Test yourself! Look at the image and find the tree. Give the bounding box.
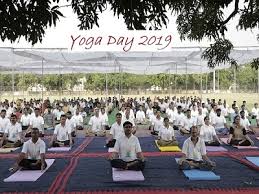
[1,0,259,68]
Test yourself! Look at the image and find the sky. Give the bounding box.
[1,1,259,51]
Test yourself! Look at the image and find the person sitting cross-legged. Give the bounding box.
[0,114,23,148]
[86,108,106,137]
[9,128,47,172]
[157,117,178,146]
[49,114,73,147]
[227,115,254,146]
[108,121,145,171]
[106,113,124,148]
[25,108,44,137]
[178,126,216,171]
[200,116,222,146]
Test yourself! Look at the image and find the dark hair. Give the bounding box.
[34,108,40,111]
[116,113,122,117]
[61,114,67,118]
[10,114,17,118]
[240,110,245,114]
[123,121,133,127]
[67,111,72,114]
[189,126,197,133]
[204,116,209,121]
[164,117,169,122]
[1,109,6,113]
[32,127,39,132]
[233,115,240,123]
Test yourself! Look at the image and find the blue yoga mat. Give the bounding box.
[183,169,220,180]
[246,157,259,166]
[175,158,220,181]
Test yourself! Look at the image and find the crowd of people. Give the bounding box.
[0,95,258,172]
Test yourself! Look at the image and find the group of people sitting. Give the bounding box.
[7,120,217,172]
[0,95,258,173]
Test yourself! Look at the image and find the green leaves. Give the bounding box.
[0,0,64,44]
[251,58,259,70]
[1,0,259,70]
[202,39,234,68]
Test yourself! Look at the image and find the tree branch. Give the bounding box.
[220,0,239,26]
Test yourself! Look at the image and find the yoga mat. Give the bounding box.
[220,138,258,149]
[233,145,258,149]
[183,169,221,180]
[175,158,220,181]
[0,147,20,153]
[220,137,229,145]
[155,140,181,152]
[48,147,71,152]
[206,146,227,152]
[139,136,159,152]
[112,168,144,181]
[108,148,115,152]
[4,159,55,182]
[246,157,259,166]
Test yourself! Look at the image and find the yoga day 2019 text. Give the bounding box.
[70,35,173,52]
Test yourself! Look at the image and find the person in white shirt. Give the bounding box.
[166,104,175,124]
[9,128,47,172]
[43,106,55,131]
[119,105,126,119]
[49,114,73,147]
[240,111,255,134]
[20,109,31,130]
[25,108,44,137]
[173,106,185,131]
[178,126,216,170]
[209,104,217,123]
[191,105,199,118]
[196,108,205,127]
[108,121,145,171]
[200,116,221,146]
[66,111,77,137]
[71,109,84,130]
[122,108,137,134]
[145,103,154,120]
[201,103,208,117]
[157,117,178,146]
[0,109,10,137]
[251,103,259,119]
[180,109,197,135]
[229,104,239,123]
[212,108,228,135]
[100,107,110,130]
[6,105,14,118]
[124,105,135,121]
[151,110,164,135]
[240,105,249,119]
[106,113,124,148]
[0,114,23,148]
[86,108,106,136]
[135,105,146,124]
[55,106,65,124]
